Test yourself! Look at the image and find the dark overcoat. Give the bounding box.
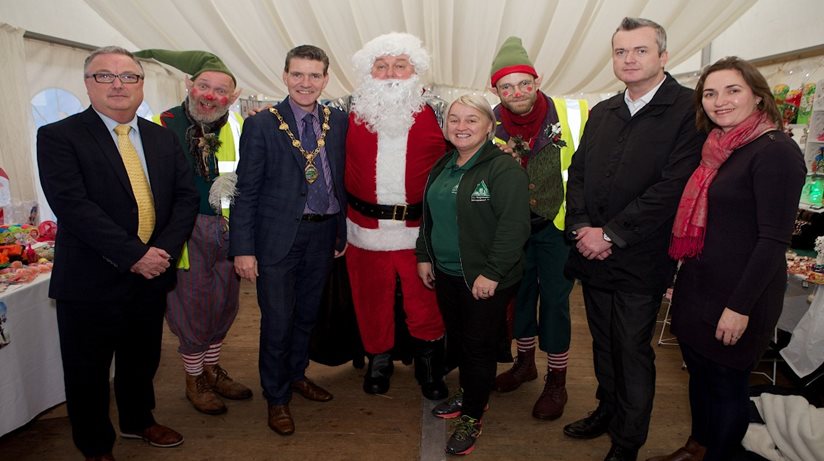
[565,74,704,294]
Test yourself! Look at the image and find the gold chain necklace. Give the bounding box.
[269,105,332,184]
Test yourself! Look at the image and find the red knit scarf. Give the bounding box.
[499,91,548,147]
[669,111,776,260]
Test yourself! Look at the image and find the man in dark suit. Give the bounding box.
[37,46,199,461]
[563,18,703,461]
[229,45,347,436]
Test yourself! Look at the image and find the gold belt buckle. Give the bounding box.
[392,204,408,221]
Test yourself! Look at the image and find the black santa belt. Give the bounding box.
[347,193,422,221]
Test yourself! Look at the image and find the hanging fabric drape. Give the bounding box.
[80,0,757,99]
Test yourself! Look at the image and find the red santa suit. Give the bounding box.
[345,104,447,354]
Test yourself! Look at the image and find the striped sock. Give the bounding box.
[182,351,206,376]
[547,351,569,372]
[515,337,536,353]
[204,342,222,367]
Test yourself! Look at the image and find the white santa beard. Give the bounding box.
[351,75,424,138]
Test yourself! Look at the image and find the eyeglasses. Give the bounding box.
[85,72,144,84]
[496,80,536,93]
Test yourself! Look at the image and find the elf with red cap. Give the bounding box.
[488,37,588,421]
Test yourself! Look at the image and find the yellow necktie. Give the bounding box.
[114,124,155,243]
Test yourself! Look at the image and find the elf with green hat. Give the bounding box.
[135,49,251,415]
[488,36,589,422]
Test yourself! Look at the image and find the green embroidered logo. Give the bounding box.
[470,180,491,202]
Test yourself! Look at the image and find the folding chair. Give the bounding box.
[752,327,780,385]
[657,288,678,346]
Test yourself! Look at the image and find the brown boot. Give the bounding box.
[532,368,568,420]
[185,373,227,415]
[646,436,706,461]
[204,364,253,400]
[494,347,537,392]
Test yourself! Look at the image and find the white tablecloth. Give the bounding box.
[779,276,814,333]
[781,282,824,379]
[0,273,64,437]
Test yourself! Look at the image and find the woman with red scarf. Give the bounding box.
[652,57,806,461]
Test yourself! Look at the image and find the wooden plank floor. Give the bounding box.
[1,281,776,460]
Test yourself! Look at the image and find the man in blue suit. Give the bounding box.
[229,45,347,436]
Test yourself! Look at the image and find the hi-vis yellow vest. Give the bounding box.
[495,97,588,230]
[151,110,243,269]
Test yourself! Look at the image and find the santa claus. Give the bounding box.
[345,32,448,400]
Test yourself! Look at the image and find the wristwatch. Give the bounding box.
[602,231,612,243]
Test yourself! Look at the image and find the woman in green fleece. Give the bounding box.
[416,94,530,456]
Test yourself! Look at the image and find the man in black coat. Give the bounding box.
[37,47,199,460]
[563,18,704,461]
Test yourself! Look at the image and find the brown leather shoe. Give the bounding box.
[532,368,568,420]
[646,436,706,461]
[495,347,537,392]
[120,423,184,448]
[291,378,333,402]
[268,404,295,435]
[85,454,115,461]
[203,364,253,400]
[186,373,227,415]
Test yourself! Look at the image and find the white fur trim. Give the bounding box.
[375,132,408,205]
[347,219,419,251]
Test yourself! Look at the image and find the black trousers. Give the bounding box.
[680,342,752,461]
[435,269,517,419]
[56,289,166,457]
[257,218,336,405]
[581,283,662,450]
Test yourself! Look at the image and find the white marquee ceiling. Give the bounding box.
[28,0,758,98]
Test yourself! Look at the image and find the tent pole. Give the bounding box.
[23,31,96,52]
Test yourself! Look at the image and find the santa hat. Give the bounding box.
[352,32,430,80]
[134,49,236,85]
[490,36,538,87]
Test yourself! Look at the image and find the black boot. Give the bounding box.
[563,401,611,439]
[363,352,393,394]
[413,338,449,400]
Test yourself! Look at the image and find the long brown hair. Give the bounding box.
[694,56,781,132]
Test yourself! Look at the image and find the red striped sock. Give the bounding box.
[182,351,206,376]
[515,337,536,353]
[547,351,569,372]
[204,342,222,367]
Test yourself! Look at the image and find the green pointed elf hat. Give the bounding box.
[489,36,537,87]
[134,49,236,85]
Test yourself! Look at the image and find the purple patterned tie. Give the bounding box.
[303,113,328,213]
